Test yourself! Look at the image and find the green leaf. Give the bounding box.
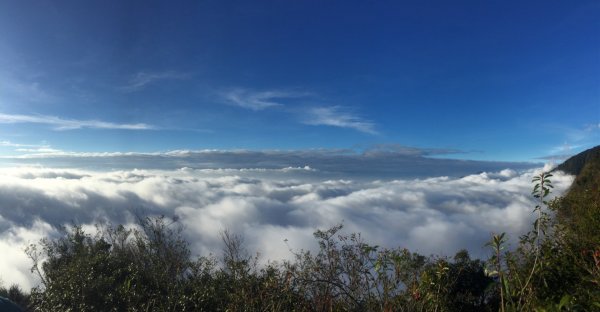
[374,260,382,273]
[558,294,571,309]
[501,275,511,297]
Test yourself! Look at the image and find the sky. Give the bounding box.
[0,1,597,288]
[0,0,597,161]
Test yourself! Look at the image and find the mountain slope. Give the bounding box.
[554,145,600,177]
[535,146,600,307]
[554,145,600,240]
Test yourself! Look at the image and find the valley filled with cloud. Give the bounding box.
[0,153,573,289]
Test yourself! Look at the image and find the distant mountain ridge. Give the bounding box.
[553,145,600,198]
[554,145,600,176]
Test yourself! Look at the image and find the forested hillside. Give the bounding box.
[555,145,600,176]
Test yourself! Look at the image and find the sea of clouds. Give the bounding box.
[0,150,573,289]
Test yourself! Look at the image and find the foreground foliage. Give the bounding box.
[17,217,496,312]
[484,153,600,311]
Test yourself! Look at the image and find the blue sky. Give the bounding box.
[0,0,598,162]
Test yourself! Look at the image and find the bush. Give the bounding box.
[0,283,30,311]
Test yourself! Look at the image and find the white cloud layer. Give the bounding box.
[0,113,154,131]
[0,165,573,289]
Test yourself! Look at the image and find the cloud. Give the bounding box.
[222,89,308,110]
[219,89,377,135]
[545,123,600,158]
[0,73,56,103]
[536,154,572,161]
[0,218,55,289]
[0,165,573,289]
[121,71,190,92]
[2,147,539,179]
[0,141,47,149]
[363,144,464,157]
[0,113,154,131]
[304,106,377,134]
[584,123,600,132]
[14,147,63,153]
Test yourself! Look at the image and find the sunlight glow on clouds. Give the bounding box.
[0,165,573,288]
[0,218,55,289]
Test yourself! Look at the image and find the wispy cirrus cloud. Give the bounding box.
[304,106,377,134]
[14,147,63,154]
[0,71,56,104]
[0,140,46,148]
[222,88,309,110]
[121,71,190,92]
[0,113,154,131]
[220,88,378,135]
[584,123,600,132]
[542,123,600,160]
[0,140,61,154]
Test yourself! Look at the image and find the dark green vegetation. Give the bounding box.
[1,146,599,311]
[0,285,29,311]
[554,145,600,176]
